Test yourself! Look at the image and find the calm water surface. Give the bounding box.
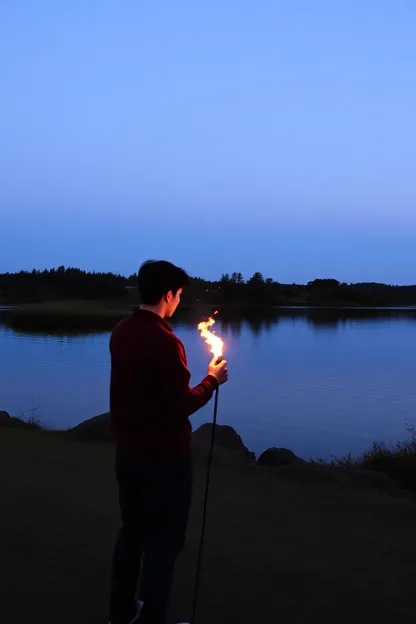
[1,308,415,459]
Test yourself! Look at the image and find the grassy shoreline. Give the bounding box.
[321,428,416,492]
[3,410,416,493]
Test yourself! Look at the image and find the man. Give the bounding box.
[109,260,228,624]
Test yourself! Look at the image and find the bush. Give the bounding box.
[334,427,416,491]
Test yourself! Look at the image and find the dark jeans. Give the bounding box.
[110,453,193,624]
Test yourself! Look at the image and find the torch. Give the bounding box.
[192,313,224,623]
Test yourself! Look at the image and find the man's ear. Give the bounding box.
[165,291,173,303]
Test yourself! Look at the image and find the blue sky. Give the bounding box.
[1,1,415,284]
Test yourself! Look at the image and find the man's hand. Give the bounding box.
[208,357,228,386]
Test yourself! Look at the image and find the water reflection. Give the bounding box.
[1,305,416,338]
[175,306,416,334]
[216,319,242,337]
[0,326,110,339]
[302,307,416,330]
[218,316,280,337]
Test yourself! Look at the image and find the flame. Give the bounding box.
[198,315,224,360]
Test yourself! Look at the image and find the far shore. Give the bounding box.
[2,298,416,311]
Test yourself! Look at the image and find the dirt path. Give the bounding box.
[1,429,416,624]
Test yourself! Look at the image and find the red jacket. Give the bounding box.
[110,309,217,459]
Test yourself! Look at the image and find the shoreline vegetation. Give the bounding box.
[1,410,415,493]
[1,266,416,308]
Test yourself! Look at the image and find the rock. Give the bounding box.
[67,417,255,462]
[193,423,249,452]
[0,410,40,429]
[0,411,11,425]
[192,424,255,463]
[68,412,112,441]
[257,447,306,467]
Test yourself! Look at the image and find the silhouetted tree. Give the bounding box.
[231,272,244,284]
[1,267,416,307]
[248,272,264,283]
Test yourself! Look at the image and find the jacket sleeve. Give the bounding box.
[159,336,218,419]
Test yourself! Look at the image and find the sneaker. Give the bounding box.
[109,600,144,624]
[129,601,144,624]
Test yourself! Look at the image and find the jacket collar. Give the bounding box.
[134,307,173,332]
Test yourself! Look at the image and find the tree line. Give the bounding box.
[0,267,127,302]
[1,267,416,307]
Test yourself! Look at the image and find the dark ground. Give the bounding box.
[1,429,416,624]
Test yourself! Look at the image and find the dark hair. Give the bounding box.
[138,260,190,304]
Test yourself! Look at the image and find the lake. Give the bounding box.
[1,307,415,460]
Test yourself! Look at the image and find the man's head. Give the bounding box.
[138,260,190,317]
